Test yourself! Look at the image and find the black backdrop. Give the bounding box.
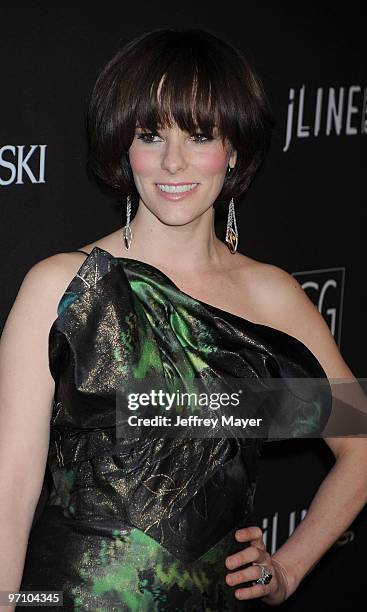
[1,3,366,611]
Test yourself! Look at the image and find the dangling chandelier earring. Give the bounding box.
[123,194,133,250]
[225,166,238,253]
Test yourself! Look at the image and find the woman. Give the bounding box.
[1,28,366,611]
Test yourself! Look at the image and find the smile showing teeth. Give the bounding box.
[156,183,198,193]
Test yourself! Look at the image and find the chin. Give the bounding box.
[154,207,201,227]
[141,192,211,225]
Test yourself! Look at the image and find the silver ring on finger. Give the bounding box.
[252,563,273,585]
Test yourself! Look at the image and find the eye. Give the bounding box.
[191,132,213,143]
[136,131,161,143]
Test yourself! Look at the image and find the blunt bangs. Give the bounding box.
[135,72,222,142]
[86,28,275,207]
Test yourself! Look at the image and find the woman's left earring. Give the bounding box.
[225,198,238,253]
[123,194,133,250]
[225,167,238,253]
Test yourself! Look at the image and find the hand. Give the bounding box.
[225,526,295,605]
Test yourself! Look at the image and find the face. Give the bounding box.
[127,123,237,225]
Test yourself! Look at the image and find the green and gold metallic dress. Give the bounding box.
[20,246,331,611]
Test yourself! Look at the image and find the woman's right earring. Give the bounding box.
[123,194,133,250]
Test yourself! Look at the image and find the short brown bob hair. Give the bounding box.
[86,28,274,207]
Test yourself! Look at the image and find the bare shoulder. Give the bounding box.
[24,250,89,295]
[238,257,321,334]
[12,251,90,326]
[241,259,354,379]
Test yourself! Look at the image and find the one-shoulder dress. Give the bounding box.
[20,246,332,611]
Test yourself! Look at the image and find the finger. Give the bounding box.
[235,526,263,544]
[225,545,260,570]
[234,582,272,601]
[226,562,267,587]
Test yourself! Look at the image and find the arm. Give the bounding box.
[225,265,367,604]
[0,253,85,611]
[260,267,367,597]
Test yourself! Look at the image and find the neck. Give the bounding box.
[116,202,230,275]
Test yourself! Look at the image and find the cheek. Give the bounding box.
[128,147,155,176]
[196,149,227,176]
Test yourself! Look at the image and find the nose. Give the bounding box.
[161,137,188,174]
